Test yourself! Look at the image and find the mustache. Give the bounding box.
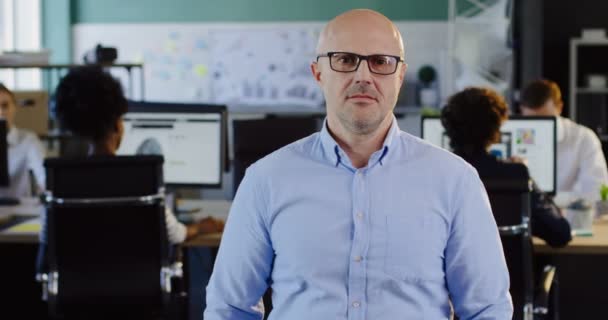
[346,84,378,99]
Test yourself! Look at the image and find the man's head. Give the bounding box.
[55,66,128,150]
[311,9,407,137]
[520,79,563,116]
[441,87,509,154]
[0,83,17,128]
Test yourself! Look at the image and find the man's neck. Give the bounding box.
[328,116,392,168]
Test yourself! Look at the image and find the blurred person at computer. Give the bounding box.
[520,79,608,205]
[0,83,45,198]
[49,66,223,242]
[441,86,571,247]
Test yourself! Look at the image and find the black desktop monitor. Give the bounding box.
[421,115,557,195]
[0,119,8,186]
[117,101,227,188]
[232,116,319,196]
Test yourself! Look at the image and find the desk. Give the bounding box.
[0,198,46,318]
[180,199,229,247]
[533,219,608,254]
[0,198,232,244]
[0,198,42,243]
[533,219,608,319]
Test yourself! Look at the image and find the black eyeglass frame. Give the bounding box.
[316,51,404,75]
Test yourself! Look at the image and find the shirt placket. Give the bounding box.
[348,168,369,320]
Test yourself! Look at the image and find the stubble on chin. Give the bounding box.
[338,107,385,136]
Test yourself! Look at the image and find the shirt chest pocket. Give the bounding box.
[384,213,446,283]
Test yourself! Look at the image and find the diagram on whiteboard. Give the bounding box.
[139,30,213,102]
[73,23,324,108]
[209,28,323,107]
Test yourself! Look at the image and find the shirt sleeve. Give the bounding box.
[530,182,572,248]
[573,129,608,202]
[204,165,274,320]
[165,205,187,244]
[445,169,513,320]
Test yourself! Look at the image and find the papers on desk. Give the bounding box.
[572,229,593,237]
[1,217,40,234]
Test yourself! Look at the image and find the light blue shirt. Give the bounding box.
[205,117,512,319]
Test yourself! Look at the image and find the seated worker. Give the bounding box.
[520,79,608,204]
[441,87,571,247]
[0,83,45,198]
[47,66,224,243]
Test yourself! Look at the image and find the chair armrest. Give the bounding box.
[533,265,556,315]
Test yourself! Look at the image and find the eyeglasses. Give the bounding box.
[316,52,404,75]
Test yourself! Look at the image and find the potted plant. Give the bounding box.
[417,65,438,108]
[596,184,608,218]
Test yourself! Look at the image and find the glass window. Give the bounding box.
[0,0,42,89]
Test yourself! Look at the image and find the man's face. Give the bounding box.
[521,99,562,117]
[311,14,406,136]
[0,91,16,128]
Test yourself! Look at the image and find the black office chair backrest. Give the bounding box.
[232,116,318,195]
[482,175,534,320]
[44,155,169,317]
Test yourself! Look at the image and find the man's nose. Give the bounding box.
[354,60,373,84]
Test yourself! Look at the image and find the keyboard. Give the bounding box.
[0,197,21,206]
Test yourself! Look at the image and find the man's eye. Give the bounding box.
[372,56,390,65]
[336,55,357,64]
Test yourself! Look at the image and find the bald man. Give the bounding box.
[204,9,512,319]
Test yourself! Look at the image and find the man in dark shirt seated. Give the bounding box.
[440,87,572,247]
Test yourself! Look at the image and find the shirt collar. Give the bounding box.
[319,115,400,168]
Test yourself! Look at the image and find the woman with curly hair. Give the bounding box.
[50,66,223,243]
[441,87,571,248]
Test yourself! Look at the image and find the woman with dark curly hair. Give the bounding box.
[49,66,223,243]
[441,87,571,248]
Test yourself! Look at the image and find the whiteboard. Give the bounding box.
[73,22,448,108]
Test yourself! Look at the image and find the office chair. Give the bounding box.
[232,116,319,196]
[482,175,558,320]
[36,155,183,319]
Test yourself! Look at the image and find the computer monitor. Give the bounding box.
[117,101,227,188]
[232,116,319,197]
[0,119,8,187]
[421,116,557,194]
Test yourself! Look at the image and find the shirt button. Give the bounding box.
[352,301,361,308]
[356,212,363,219]
[354,255,362,262]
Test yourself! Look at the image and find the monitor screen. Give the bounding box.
[421,116,557,194]
[117,101,227,188]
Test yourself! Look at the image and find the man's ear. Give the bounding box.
[311,62,321,82]
[398,63,408,85]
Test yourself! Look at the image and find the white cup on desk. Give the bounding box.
[565,206,594,234]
